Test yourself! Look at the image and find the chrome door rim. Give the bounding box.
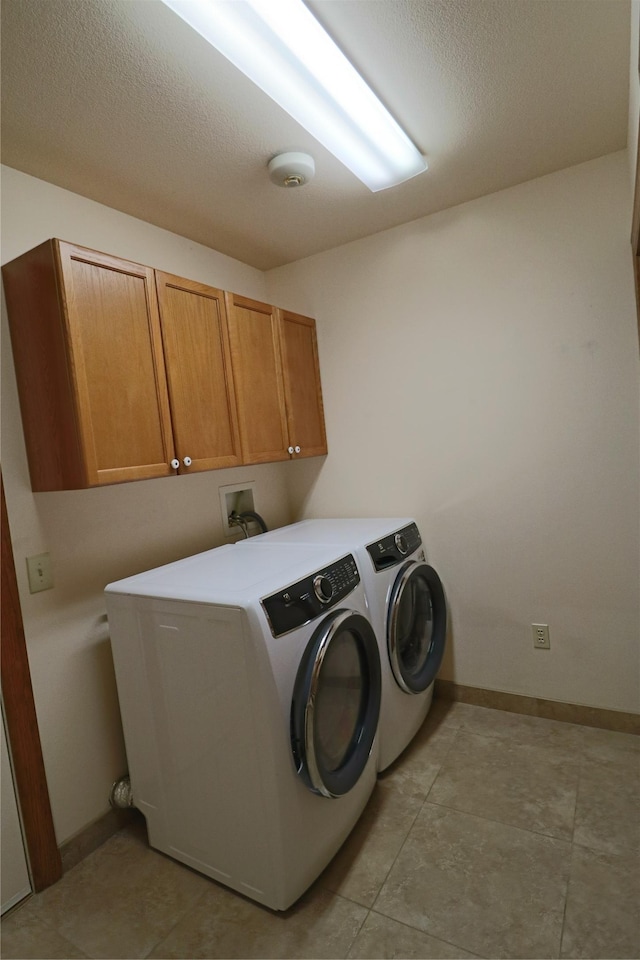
[387,561,446,694]
[303,610,351,797]
[291,608,381,798]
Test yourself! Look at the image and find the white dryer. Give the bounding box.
[105,541,381,911]
[244,519,446,771]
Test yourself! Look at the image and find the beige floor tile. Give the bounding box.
[430,699,481,729]
[579,725,640,772]
[573,761,640,857]
[561,844,640,959]
[428,730,580,839]
[374,802,571,959]
[378,706,459,801]
[26,825,210,959]
[319,784,423,908]
[456,705,586,753]
[147,883,367,959]
[0,907,89,959]
[347,911,480,959]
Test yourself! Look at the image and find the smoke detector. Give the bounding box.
[268,152,315,188]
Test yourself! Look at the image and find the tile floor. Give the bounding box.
[2,700,639,960]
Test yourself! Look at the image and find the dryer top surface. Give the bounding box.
[104,541,356,605]
[247,518,417,547]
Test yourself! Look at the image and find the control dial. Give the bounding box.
[313,574,334,604]
[395,533,408,555]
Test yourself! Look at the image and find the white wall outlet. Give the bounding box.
[26,552,54,593]
[532,623,550,649]
[219,482,256,538]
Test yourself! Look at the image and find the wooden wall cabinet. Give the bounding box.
[2,240,241,491]
[226,293,327,465]
[3,240,326,491]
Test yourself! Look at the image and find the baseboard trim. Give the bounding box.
[434,680,640,735]
[60,807,139,874]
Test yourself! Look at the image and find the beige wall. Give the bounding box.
[2,150,639,848]
[1,167,295,844]
[266,151,640,715]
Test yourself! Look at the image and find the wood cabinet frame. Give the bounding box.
[632,129,640,349]
[1,475,62,893]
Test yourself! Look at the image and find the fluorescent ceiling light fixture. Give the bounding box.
[161,0,427,192]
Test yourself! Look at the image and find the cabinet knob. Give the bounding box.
[288,446,294,455]
[294,445,301,454]
[170,459,180,470]
[183,456,192,467]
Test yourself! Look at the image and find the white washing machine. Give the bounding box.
[105,541,381,911]
[243,519,446,771]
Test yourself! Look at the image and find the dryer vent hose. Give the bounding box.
[109,775,134,809]
[229,510,269,538]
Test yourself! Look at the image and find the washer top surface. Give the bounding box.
[248,518,415,547]
[105,541,356,605]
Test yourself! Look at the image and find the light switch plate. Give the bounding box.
[26,553,54,593]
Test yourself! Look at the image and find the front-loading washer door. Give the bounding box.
[290,609,381,798]
[387,562,446,694]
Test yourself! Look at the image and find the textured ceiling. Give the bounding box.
[0,0,631,270]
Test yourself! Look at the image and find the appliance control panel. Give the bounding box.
[261,554,360,637]
[366,523,422,571]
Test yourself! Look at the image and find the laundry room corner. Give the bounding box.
[265,150,640,719]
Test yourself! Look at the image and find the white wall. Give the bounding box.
[1,166,296,844]
[266,151,640,715]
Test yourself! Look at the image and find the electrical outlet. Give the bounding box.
[26,552,54,593]
[532,623,550,649]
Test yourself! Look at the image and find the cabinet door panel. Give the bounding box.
[279,310,327,458]
[58,243,175,485]
[156,273,241,472]
[226,293,288,464]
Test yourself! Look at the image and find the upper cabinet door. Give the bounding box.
[56,242,176,486]
[225,293,289,464]
[155,273,241,473]
[278,310,327,459]
[2,239,176,490]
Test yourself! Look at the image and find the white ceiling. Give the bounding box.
[1,0,631,270]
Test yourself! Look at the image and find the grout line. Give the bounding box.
[421,796,575,846]
[12,907,94,960]
[367,907,488,959]
[423,723,463,803]
[141,884,212,960]
[557,842,576,960]
[367,750,453,914]
[334,893,370,960]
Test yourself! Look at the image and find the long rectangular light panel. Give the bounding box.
[161,0,427,192]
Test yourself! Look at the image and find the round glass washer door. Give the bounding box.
[290,609,381,798]
[387,562,446,694]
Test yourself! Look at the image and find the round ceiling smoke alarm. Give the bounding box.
[268,152,315,187]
